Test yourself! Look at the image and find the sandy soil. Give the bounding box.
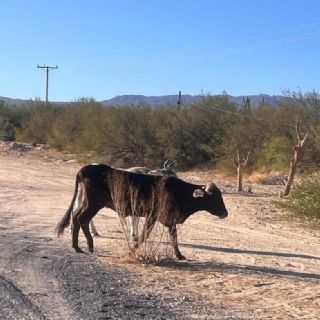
[0,142,319,319]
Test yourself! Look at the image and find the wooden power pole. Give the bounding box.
[177,91,182,111]
[37,64,58,103]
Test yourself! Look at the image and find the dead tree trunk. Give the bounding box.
[282,121,308,197]
[234,150,250,192]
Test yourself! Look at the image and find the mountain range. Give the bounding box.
[1,94,289,108]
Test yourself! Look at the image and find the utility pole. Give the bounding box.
[37,64,58,103]
[177,90,182,111]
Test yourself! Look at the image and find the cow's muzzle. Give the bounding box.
[219,210,228,219]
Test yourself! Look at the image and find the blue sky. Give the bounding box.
[1,0,320,101]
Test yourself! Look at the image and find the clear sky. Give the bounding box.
[1,0,320,102]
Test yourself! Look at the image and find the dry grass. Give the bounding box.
[108,173,173,264]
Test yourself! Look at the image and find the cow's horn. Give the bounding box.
[205,183,216,195]
[163,159,176,170]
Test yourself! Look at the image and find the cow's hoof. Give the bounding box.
[89,247,94,253]
[74,247,85,253]
[176,254,186,260]
[92,232,100,237]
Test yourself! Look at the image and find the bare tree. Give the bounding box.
[234,150,250,192]
[281,121,308,197]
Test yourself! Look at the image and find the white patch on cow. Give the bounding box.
[89,220,99,236]
[129,216,139,242]
[193,189,205,198]
[72,185,81,218]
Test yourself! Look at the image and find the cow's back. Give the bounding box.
[111,168,160,197]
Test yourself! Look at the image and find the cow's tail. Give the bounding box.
[55,172,80,237]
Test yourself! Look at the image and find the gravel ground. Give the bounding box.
[0,230,244,320]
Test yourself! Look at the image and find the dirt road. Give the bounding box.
[0,142,319,319]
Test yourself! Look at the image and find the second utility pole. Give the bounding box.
[37,64,58,103]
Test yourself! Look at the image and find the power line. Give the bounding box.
[37,64,58,103]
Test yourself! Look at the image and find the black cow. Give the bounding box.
[81,160,177,239]
[56,164,228,260]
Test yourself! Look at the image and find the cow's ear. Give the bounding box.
[193,189,205,198]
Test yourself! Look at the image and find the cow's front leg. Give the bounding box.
[168,224,186,260]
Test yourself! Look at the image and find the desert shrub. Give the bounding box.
[187,95,237,165]
[256,137,292,171]
[4,92,320,173]
[276,174,320,224]
[0,117,15,141]
[15,103,59,144]
[108,173,171,263]
[49,100,105,153]
[150,108,199,168]
[97,105,156,166]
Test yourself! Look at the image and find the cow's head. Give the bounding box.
[193,183,228,219]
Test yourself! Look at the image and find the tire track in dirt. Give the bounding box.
[0,233,80,320]
[0,275,44,320]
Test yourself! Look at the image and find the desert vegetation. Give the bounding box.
[109,172,171,263]
[275,173,320,223]
[1,91,320,224]
[1,93,320,170]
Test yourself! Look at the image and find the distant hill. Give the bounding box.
[100,94,200,107]
[0,96,30,106]
[1,94,290,108]
[227,94,290,107]
[100,94,289,107]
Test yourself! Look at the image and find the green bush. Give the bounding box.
[15,103,59,144]
[150,108,198,168]
[256,137,292,171]
[97,105,156,166]
[49,100,105,153]
[0,117,15,141]
[276,175,320,224]
[2,92,320,172]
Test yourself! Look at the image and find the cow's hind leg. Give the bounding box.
[81,223,94,253]
[168,224,186,260]
[78,205,101,253]
[72,215,84,253]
